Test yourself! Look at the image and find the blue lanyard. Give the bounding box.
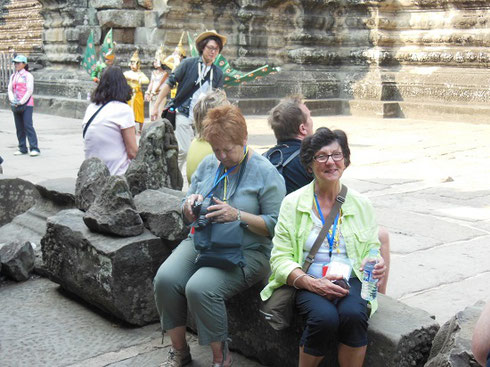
[204,146,247,199]
[314,193,340,259]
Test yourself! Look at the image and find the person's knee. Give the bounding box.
[153,265,179,295]
[185,280,215,306]
[308,308,339,335]
[339,307,368,331]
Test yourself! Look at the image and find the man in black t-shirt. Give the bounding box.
[264,96,314,194]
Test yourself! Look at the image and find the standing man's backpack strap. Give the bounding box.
[263,144,300,174]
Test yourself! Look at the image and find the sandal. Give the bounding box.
[211,339,233,367]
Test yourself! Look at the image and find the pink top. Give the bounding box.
[8,69,34,106]
[82,101,136,176]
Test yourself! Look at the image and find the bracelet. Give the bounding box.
[292,273,311,289]
[236,208,241,221]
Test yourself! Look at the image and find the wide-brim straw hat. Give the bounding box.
[195,30,227,48]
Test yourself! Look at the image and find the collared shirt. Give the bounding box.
[260,181,381,315]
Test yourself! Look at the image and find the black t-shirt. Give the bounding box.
[264,139,312,195]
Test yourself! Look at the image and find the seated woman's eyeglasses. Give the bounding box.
[313,152,343,163]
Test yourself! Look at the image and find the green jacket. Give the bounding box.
[260,181,381,315]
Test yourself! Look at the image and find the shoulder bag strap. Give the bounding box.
[83,102,108,138]
[302,185,348,272]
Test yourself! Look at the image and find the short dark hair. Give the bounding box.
[300,127,351,170]
[197,36,223,55]
[268,95,306,141]
[91,66,132,105]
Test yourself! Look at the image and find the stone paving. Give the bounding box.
[1,108,489,366]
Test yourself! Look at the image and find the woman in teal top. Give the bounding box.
[154,105,285,367]
[261,127,386,367]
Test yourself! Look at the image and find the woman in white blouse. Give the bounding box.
[82,66,138,175]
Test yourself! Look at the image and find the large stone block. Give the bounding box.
[41,209,171,325]
[226,287,439,367]
[424,302,483,367]
[97,10,145,28]
[0,178,40,226]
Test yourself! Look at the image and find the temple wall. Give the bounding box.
[1,0,490,120]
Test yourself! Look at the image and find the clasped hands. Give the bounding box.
[183,195,238,224]
[309,256,386,300]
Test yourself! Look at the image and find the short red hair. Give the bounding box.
[202,105,248,146]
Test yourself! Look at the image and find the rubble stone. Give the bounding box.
[83,176,144,237]
[75,157,110,212]
[0,241,35,281]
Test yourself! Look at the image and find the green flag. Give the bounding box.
[100,28,114,60]
[81,30,97,75]
[187,32,280,87]
[187,31,199,58]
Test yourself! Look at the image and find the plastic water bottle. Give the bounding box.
[361,248,379,301]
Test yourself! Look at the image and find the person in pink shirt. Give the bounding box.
[8,55,40,156]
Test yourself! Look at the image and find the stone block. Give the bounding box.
[36,178,76,207]
[97,9,145,28]
[113,28,135,44]
[83,176,144,237]
[64,28,80,42]
[75,158,110,212]
[43,28,66,43]
[41,209,171,325]
[425,302,483,367]
[226,288,439,367]
[0,178,40,226]
[89,0,124,9]
[144,10,159,28]
[137,0,152,10]
[0,241,35,281]
[134,189,189,241]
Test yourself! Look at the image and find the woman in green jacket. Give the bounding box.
[261,127,386,367]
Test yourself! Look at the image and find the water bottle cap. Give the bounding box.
[369,248,379,257]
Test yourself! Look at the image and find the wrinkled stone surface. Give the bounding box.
[425,302,483,367]
[226,289,439,367]
[83,176,144,237]
[75,157,110,211]
[41,209,171,326]
[134,189,188,241]
[0,178,40,226]
[125,119,182,196]
[0,241,35,281]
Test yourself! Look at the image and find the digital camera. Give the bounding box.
[192,197,214,230]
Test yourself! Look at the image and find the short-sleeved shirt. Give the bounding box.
[264,139,312,194]
[82,101,136,175]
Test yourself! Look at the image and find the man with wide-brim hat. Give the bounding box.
[151,30,227,170]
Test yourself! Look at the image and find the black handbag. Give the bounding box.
[11,101,28,113]
[192,153,249,270]
[161,105,176,129]
[259,185,348,331]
